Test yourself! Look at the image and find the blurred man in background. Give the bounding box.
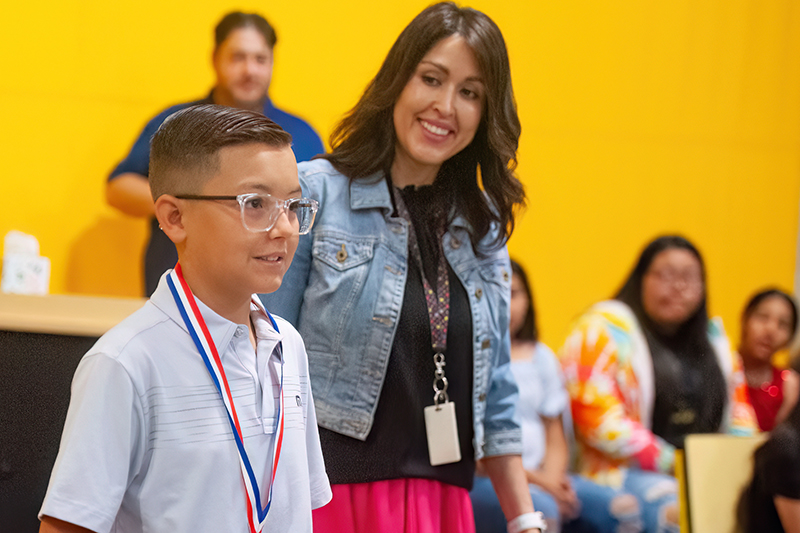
[106,11,324,296]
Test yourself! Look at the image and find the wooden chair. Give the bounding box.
[676,433,767,533]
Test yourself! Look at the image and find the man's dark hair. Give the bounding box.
[215,12,277,51]
[149,104,292,200]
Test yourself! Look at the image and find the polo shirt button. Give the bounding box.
[478,393,486,402]
[475,288,483,300]
[234,326,246,337]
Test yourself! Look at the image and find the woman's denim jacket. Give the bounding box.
[261,159,522,460]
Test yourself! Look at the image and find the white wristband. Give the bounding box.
[507,511,547,533]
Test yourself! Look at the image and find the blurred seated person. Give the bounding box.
[739,394,800,532]
[470,260,642,533]
[559,236,758,533]
[738,289,799,432]
[106,11,324,296]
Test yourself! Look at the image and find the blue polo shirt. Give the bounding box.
[109,92,325,296]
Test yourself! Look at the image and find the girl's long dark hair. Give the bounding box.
[742,288,799,341]
[615,235,726,443]
[615,235,710,354]
[323,2,524,251]
[510,259,538,343]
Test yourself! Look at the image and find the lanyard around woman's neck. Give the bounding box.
[392,186,456,407]
[392,186,450,351]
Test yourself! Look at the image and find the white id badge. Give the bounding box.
[424,401,462,466]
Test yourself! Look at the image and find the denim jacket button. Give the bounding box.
[391,225,404,234]
[475,288,483,300]
[478,393,486,402]
[502,269,509,282]
[336,244,348,263]
[450,237,461,249]
[481,339,491,349]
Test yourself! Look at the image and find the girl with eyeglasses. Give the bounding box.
[559,235,758,532]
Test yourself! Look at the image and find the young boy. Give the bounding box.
[39,104,331,533]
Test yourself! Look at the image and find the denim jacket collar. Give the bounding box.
[349,173,393,212]
[349,172,471,232]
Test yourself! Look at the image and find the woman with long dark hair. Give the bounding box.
[738,289,799,431]
[560,235,757,532]
[263,3,542,532]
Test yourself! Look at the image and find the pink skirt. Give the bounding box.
[312,478,476,533]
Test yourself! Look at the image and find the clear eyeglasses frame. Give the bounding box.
[175,193,319,235]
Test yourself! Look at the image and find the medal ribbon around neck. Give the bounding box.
[167,263,284,533]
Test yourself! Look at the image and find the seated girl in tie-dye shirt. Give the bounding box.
[560,235,757,533]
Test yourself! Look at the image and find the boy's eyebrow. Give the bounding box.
[244,183,303,196]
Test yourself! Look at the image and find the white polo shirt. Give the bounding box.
[40,275,331,533]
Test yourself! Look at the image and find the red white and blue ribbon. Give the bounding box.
[167,263,284,533]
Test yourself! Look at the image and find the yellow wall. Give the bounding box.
[1,0,798,349]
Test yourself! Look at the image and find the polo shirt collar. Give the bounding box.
[250,297,284,362]
[149,271,245,361]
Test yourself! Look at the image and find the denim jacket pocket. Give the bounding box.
[305,231,378,396]
[309,232,376,321]
[477,257,511,294]
[478,258,511,319]
[472,255,511,393]
[313,232,375,271]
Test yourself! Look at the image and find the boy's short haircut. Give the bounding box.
[149,104,293,200]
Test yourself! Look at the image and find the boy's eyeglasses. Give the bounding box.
[175,193,318,235]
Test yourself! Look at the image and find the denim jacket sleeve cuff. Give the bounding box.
[482,427,523,457]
